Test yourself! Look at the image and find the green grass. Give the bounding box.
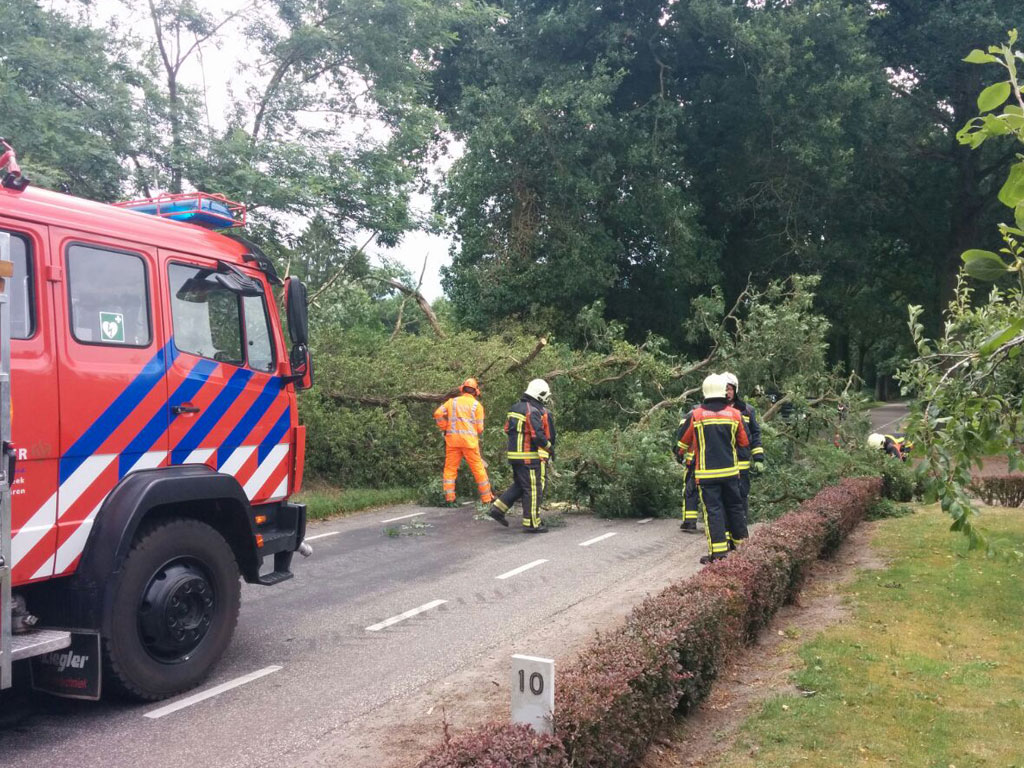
[293,485,417,521]
[717,505,1024,768]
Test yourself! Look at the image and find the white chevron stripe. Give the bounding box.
[270,476,288,500]
[184,448,215,465]
[29,553,55,581]
[11,492,57,568]
[125,450,168,475]
[244,444,289,500]
[220,446,255,478]
[41,452,170,578]
[50,500,104,576]
[58,454,117,517]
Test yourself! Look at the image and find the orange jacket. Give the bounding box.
[434,393,485,449]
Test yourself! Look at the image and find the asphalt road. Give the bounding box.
[0,503,709,768]
[869,402,909,433]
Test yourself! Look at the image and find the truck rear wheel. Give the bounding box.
[103,518,241,701]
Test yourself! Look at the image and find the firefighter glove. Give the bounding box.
[537,447,551,462]
[752,461,766,475]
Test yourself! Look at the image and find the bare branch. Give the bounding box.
[329,390,456,407]
[365,274,445,339]
[761,394,792,422]
[392,254,429,340]
[506,337,548,374]
[639,385,701,426]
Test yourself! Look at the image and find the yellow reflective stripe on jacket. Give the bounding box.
[737,460,751,470]
[751,447,764,456]
[507,451,540,460]
[695,466,740,479]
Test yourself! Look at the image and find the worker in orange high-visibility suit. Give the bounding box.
[433,378,493,507]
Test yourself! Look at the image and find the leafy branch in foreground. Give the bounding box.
[901,29,1024,548]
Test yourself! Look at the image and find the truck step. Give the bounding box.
[11,629,72,661]
[256,569,293,586]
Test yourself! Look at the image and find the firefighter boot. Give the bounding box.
[699,553,728,565]
[488,506,509,527]
[680,521,699,533]
[523,522,549,534]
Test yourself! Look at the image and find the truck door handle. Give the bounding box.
[171,404,201,415]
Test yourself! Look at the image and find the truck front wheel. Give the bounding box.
[103,518,241,701]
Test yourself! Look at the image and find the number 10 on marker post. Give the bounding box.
[510,654,555,735]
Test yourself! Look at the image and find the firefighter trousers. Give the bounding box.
[682,465,700,523]
[738,468,750,521]
[698,477,747,557]
[493,462,546,528]
[442,445,493,503]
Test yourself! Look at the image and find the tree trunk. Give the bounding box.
[943,69,986,307]
[169,76,182,194]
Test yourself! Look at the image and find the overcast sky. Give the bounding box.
[58,0,454,300]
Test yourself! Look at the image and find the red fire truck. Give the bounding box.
[0,140,313,701]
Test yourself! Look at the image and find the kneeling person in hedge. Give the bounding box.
[674,373,750,564]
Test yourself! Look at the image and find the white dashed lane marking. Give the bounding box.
[144,666,282,719]
[365,599,447,632]
[304,531,341,542]
[380,512,425,524]
[579,532,618,547]
[495,559,548,580]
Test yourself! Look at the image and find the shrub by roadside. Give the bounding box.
[415,477,882,768]
[416,723,566,768]
[969,475,1024,507]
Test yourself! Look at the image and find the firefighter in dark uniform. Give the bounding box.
[488,379,556,533]
[679,423,701,533]
[723,372,764,531]
[674,374,750,563]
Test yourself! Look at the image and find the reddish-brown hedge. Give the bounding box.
[416,477,882,768]
[970,475,1024,507]
[416,722,567,768]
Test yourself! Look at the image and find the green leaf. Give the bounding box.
[978,318,1024,354]
[961,249,1011,281]
[998,163,1024,208]
[978,81,1012,112]
[963,49,998,64]
[1017,202,1024,230]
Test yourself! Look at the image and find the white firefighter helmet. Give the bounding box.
[525,378,551,403]
[702,373,728,400]
[867,433,886,450]
[722,371,739,394]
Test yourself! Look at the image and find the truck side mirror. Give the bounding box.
[284,277,312,390]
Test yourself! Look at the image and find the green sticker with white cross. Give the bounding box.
[99,311,125,343]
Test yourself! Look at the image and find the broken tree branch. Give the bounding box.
[366,273,445,339]
[329,390,456,407]
[640,385,701,426]
[392,254,430,340]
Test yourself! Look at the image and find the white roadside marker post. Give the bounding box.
[511,654,555,735]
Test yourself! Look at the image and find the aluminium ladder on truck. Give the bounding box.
[0,232,70,691]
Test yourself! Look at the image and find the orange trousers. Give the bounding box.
[442,445,493,503]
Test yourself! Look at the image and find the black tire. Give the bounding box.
[103,518,241,701]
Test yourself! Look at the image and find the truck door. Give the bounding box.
[0,222,60,585]
[161,252,292,503]
[48,228,168,578]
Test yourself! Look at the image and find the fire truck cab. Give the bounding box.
[0,143,312,701]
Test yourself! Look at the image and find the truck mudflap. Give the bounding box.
[30,630,101,701]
